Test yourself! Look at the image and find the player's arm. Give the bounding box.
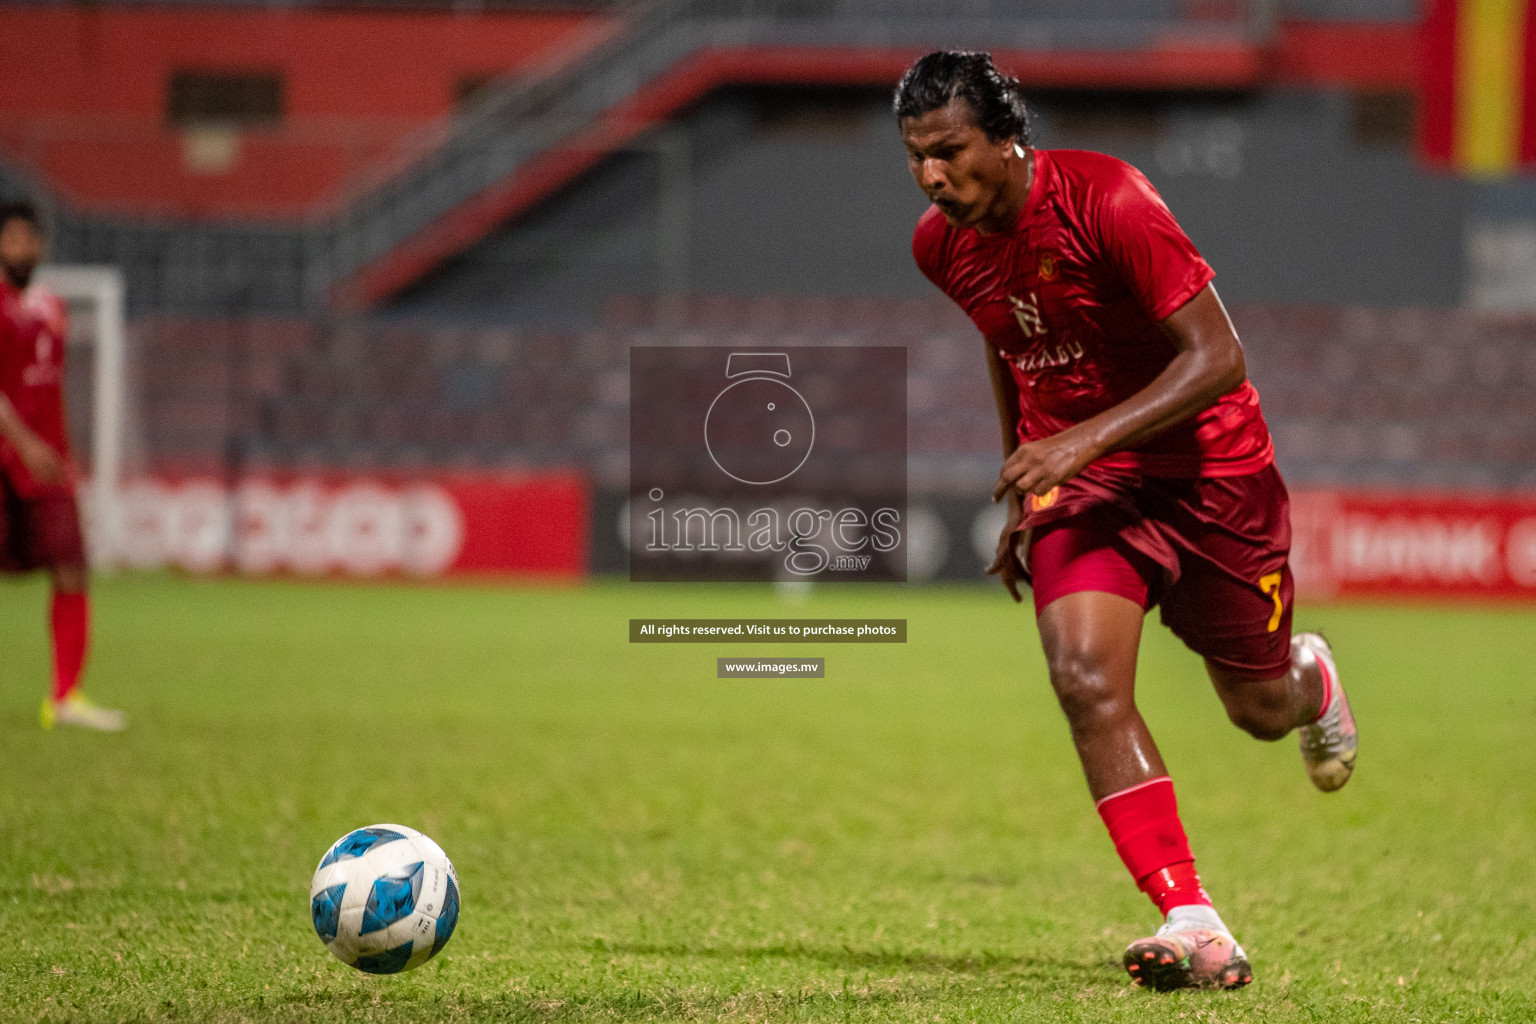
[984,340,1023,456]
[983,340,1029,601]
[992,283,1244,500]
[0,392,67,486]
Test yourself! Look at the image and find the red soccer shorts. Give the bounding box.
[1024,465,1294,681]
[0,469,86,572]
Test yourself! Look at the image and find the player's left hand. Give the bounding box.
[16,434,68,488]
[992,429,1099,502]
[985,490,1026,603]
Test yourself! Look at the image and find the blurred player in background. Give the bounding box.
[895,52,1355,991]
[0,200,124,731]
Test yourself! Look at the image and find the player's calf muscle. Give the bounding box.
[1209,660,1319,741]
[1219,688,1295,741]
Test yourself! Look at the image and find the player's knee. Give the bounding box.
[51,561,88,594]
[1046,645,1130,729]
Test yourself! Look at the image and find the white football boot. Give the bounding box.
[1293,632,1356,792]
[1123,905,1252,991]
[41,692,127,732]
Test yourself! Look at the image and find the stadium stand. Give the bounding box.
[15,0,1530,580]
[0,5,615,217]
[121,300,1536,497]
[2,1,1420,313]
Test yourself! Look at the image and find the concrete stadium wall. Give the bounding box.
[0,6,610,217]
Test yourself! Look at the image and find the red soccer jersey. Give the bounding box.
[914,148,1273,478]
[0,279,72,496]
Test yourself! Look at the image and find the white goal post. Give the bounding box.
[32,264,126,570]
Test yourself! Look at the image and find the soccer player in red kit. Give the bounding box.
[895,53,1356,990]
[0,201,125,731]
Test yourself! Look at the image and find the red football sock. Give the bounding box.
[50,591,89,702]
[1096,776,1212,915]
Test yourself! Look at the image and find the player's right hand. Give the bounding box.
[986,490,1025,603]
[18,435,67,487]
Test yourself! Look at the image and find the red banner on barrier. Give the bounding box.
[1291,490,1536,599]
[93,473,587,579]
[90,478,1536,596]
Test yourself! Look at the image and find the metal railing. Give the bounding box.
[21,0,1279,313]
[326,0,1276,297]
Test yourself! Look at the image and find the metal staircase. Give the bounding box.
[20,0,1276,314]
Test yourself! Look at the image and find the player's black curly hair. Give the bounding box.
[0,198,42,234]
[893,51,1031,147]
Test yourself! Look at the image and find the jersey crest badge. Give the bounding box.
[1038,253,1058,281]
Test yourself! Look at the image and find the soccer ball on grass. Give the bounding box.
[309,823,460,974]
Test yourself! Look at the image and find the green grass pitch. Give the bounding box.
[3,574,1535,1022]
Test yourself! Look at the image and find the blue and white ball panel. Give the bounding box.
[433,873,460,955]
[309,824,459,974]
[317,825,412,869]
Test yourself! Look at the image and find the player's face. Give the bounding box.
[0,217,42,288]
[900,99,1016,230]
